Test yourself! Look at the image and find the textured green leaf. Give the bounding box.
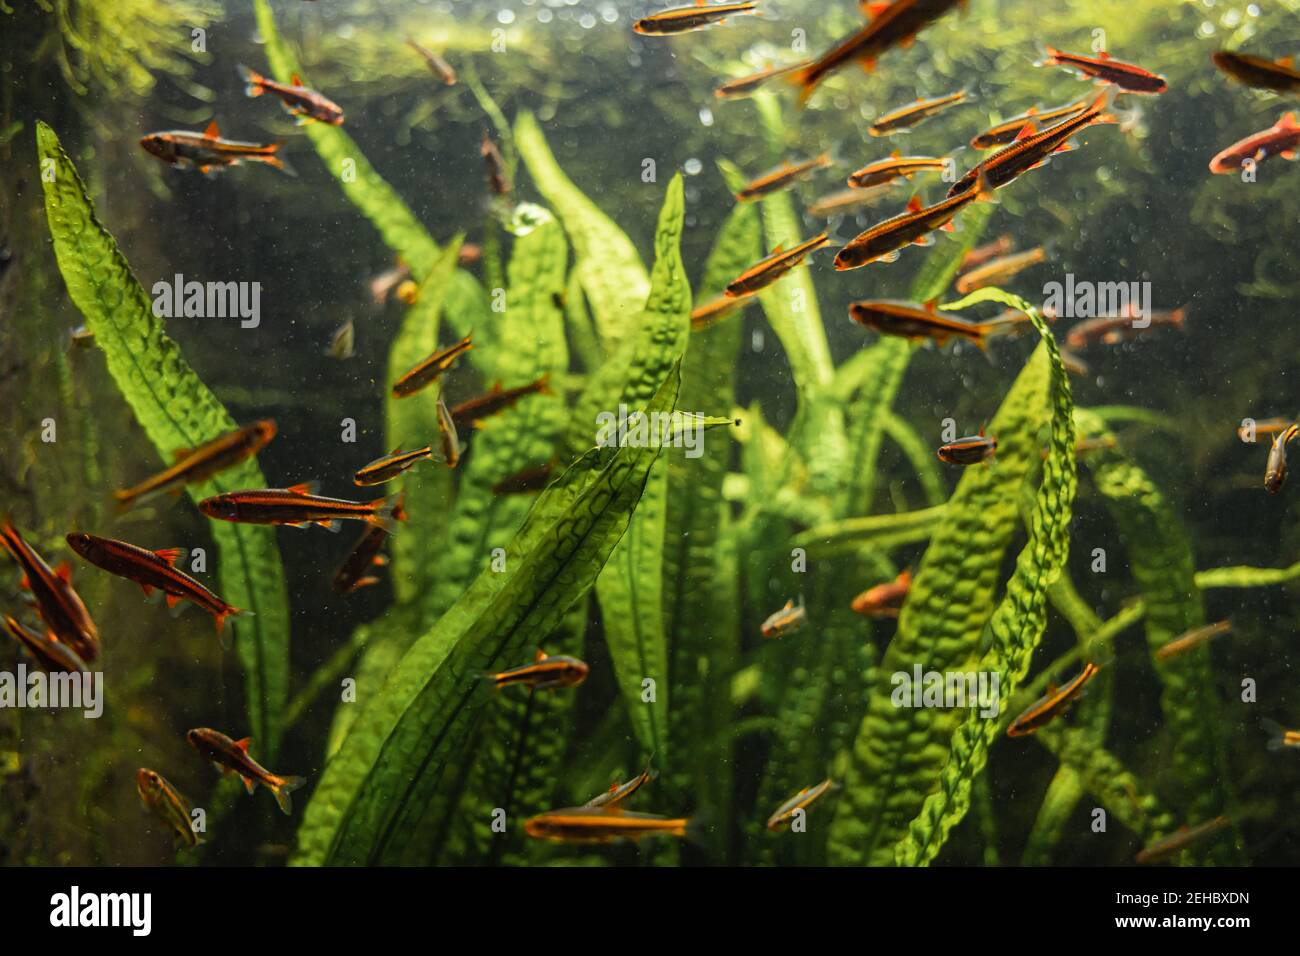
[589,175,691,762]
[891,287,1077,867]
[292,364,686,865]
[827,289,1065,865]
[514,110,649,346]
[36,121,291,757]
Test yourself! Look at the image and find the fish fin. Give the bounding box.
[164,593,184,610]
[858,57,877,75]
[1014,123,1037,141]
[170,446,193,462]
[940,221,957,232]
[535,648,548,661]
[863,1,890,17]
[153,547,184,567]
[140,583,154,597]
[905,194,923,213]
[214,605,252,636]
[370,492,408,534]
[202,120,220,139]
[1262,718,1288,751]
[236,64,263,97]
[285,480,321,495]
[54,561,72,584]
[317,520,343,533]
[351,576,381,591]
[913,235,935,246]
[234,737,252,753]
[1280,56,1295,69]
[291,73,305,87]
[241,774,256,795]
[372,554,389,567]
[1282,149,1298,161]
[273,776,307,815]
[880,250,902,263]
[1052,141,1077,154]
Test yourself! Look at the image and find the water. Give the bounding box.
[0,0,1297,868]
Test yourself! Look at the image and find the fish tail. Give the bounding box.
[1169,306,1189,330]
[272,775,307,815]
[258,143,297,177]
[370,492,407,534]
[1262,718,1288,751]
[237,64,265,97]
[214,604,254,636]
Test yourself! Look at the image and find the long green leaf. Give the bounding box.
[36,121,291,757]
[292,364,687,865]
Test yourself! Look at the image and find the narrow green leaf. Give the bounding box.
[36,121,291,757]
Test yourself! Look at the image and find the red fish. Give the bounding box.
[1,521,99,662]
[1038,47,1167,94]
[238,65,344,125]
[187,728,306,814]
[139,122,287,176]
[1209,112,1300,174]
[198,482,406,533]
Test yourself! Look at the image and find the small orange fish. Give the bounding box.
[65,532,247,634]
[954,246,1046,294]
[1007,662,1100,736]
[869,89,972,136]
[1065,307,1186,349]
[1209,111,1300,174]
[391,335,474,398]
[1264,718,1300,751]
[761,597,806,639]
[3,614,88,674]
[715,61,810,100]
[726,234,829,297]
[437,397,462,469]
[139,121,287,176]
[1135,816,1231,865]
[524,806,693,843]
[1265,423,1300,495]
[113,420,277,509]
[137,769,204,848]
[1039,47,1167,94]
[1213,51,1300,94]
[1237,417,1291,443]
[735,155,832,202]
[1155,620,1231,662]
[937,431,997,465]
[482,130,511,196]
[585,767,658,808]
[238,65,344,124]
[633,1,759,36]
[766,778,837,831]
[848,298,1028,349]
[690,293,755,329]
[186,728,306,815]
[806,183,899,217]
[491,649,589,691]
[850,569,911,618]
[353,447,437,486]
[835,176,996,270]
[1,521,99,662]
[406,38,457,85]
[846,151,951,189]
[970,99,1092,150]
[449,375,552,430]
[332,526,391,596]
[957,234,1014,273]
[198,482,406,533]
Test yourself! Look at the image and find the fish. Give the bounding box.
[1263,718,1300,751]
[325,319,355,360]
[3,614,88,674]
[1038,47,1168,94]
[761,597,806,639]
[197,482,407,533]
[954,246,1046,294]
[1265,423,1299,495]
[113,420,278,510]
[848,298,1028,348]
[715,61,810,100]
[395,280,419,305]
[585,767,658,808]
[353,446,437,486]
[846,151,951,189]
[482,129,511,196]
[136,769,204,847]
[1059,349,1090,377]
[491,649,589,691]
[970,98,1092,149]
[1,521,99,662]
[632,1,759,37]
[766,778,837,830]
[835,174,996,270]
[186,728,306,815]
[850,568,912,618]
[806,183,900,217]
[869,89,972,136]
[458,244,483,266]
[946,88,1116,199]
[735,155,833,202]
[332,525,392,596]
[436,397,462,469]
[406,38,457,85]
[1237,417,1291,442]
[1209,111,1300,174]
[1006,661,1101,736]
[937,431,997,465]
[1155,620,1232,662]
[1064,307,1186,349]
[449,374,552,430]
[139,121,287,175]
[725,233,830,297]
[690,292,755,329]
[238,65,344,125]
[524,805,692,843]
[957,234,1014,272]
[492,462,556,495]
[1212,51,1300,94]
[1040,435,1117,459]
[1135,816,1231,865]
[391,335,474,398]
[786,0,965,104]
[369,260,411,305]
[65,532,247,634]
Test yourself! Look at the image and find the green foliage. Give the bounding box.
[36,121,291,757]
[292,364,690,865]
